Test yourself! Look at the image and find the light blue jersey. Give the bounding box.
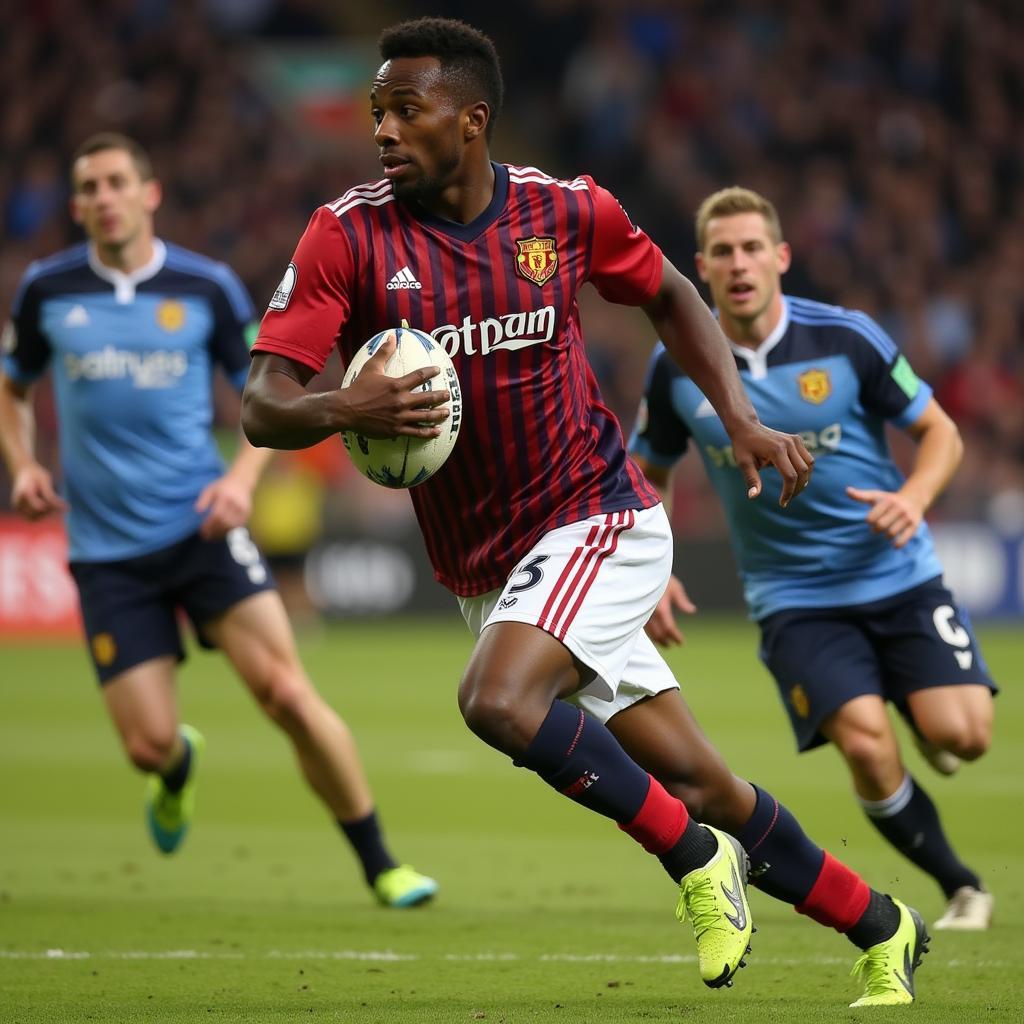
[630,296,942,619]
[3,241,257,561]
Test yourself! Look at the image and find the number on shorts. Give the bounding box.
[227,527,268,585]
[932,604,969,647]
[509,555,549,594]
[932,604,973,670]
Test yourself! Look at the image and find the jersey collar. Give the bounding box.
[88,239,167,304]
[405,162,509,242]
[728,296,790,380]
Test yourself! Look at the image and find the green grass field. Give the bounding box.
[1,617,1021,1022]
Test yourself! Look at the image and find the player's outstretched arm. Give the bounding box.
[194,434,273,540]
[0,374,67,520]
[847,398,963,548]
[242,337,450,450]
[642,258,814,507]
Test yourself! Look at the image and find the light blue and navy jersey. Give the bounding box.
[3,240,257,561]
[629,295,943,619]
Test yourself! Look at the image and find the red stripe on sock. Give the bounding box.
[796,850,871,932]
[618,775,689,854]
[564,709,586,757]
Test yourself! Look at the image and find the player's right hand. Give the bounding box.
[11,464,67,520]
[644,574,697,647]
[730,421,814,507]
[340,332,451,439]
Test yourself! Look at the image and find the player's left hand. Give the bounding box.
[730,422,814,507]
[195,475,253,539]
[846,486,923,548]
[644,574,697,647]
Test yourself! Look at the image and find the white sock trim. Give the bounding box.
[859,772,914,818]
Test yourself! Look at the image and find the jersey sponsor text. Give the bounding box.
[63,346,188,388]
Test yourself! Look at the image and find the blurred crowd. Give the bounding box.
[2,0,1022,544]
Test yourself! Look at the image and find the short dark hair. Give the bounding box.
[379,17,503,140]
[71,133,154,186]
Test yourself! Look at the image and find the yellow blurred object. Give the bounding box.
[250,462,324,557]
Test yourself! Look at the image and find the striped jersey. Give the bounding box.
[630,295,942,619]
[3,240,257,561]
[253,162,661,596]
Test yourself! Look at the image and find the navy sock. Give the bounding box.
[519,701,716,879]
[518,700,652,821]
[160,734,192,794]
[860,773,980,898]
[738,784,899,945]
[339,810,397,887]
[736,783,829,906]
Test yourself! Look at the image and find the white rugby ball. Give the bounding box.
[340,326,462,488]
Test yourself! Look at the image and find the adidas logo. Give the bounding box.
[386,266,422,290]
[63,304,90,327]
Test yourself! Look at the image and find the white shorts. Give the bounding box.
[458,504,680,724]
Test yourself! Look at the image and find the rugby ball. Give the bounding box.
[340,326,462,488]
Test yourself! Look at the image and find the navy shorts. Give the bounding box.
[757,576,997,752]
[69,528,275,684]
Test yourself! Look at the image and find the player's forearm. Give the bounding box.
[901,416,964,512]
[227,432,274,490]
[646,272,758,435]
[0,379,38,476]
[241,369,346,450]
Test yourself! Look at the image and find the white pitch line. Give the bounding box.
[0,949,1011,968]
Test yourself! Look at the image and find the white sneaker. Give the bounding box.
[912,733,961,776]
[933,886,993,930]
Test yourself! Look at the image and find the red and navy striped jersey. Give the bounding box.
[253,162,661,596]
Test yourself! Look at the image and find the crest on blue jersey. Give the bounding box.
[156,300,186,332]
[797,368,831,404]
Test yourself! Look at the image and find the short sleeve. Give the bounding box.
[586,183,664,306]
[1,273,50,385]
[251,207,354,374]
[847,313,933,427]
[206,263,258,392]
[628,345,692,467]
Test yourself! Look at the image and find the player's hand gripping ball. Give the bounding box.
[341,326,462,488]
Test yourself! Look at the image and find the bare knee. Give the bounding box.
[833,726,901,791]
[252,664,316,732]
[952,727,991,762]
[458,672,546,757]
[123,726,178,774]
[922,721,991,762]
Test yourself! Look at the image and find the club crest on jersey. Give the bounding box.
[797,368,831,404]
[515,236,557,286]
[156,300,185,332]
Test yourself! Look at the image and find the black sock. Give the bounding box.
[736,783,825,906]
[860,773,980,898]
[657,821,719,883]
[160,734,192,794]
[339,810,397,887]
[846,891,903,949]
